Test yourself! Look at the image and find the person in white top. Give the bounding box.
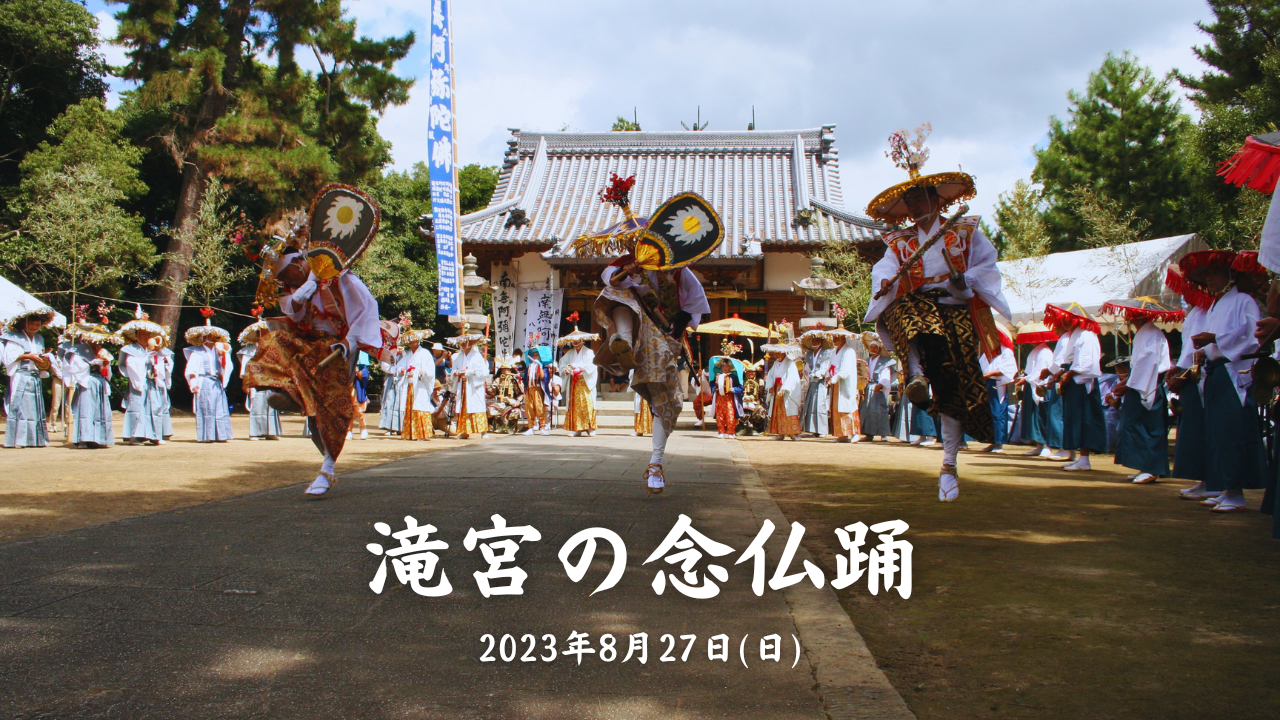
[118,309,171,445]
[863,144,1012,502]
[2,307,56,448]
[400,331,437,441]
[1104,299,1177,484]
[449,332,491,439]
[1184,251,1269,512]
[978,333,1018,453]
[62,323,118,449]
[1044,304,1106,471]
[1014,337,1055,456]
[763,345,803,440]
[1164,266,1214,499]
[828,329,860,442]
[557,326,599,437]
[377,345,403,434]
[184,324,234,442]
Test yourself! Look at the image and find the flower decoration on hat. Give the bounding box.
[866,122,976,225]
[73,304,89,323]
[720,338,743,357]
[566,311,580,324]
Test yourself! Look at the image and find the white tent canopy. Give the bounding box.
[0,275,66,329]
[998,234,1208,333]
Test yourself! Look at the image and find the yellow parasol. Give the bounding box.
[694,314,772,337]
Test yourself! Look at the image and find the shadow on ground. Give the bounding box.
[742,437,1280,720]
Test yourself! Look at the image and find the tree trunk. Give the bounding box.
[153,162,208,333]
[150,0,253,337]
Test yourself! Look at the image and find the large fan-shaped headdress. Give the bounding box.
[1100,297,1185,324]
[571,174,724,270]
[307,184,381,281]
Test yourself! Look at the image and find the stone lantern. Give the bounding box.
[449,254,494,331]
[792,256,842,332]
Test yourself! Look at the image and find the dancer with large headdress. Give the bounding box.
[243,185,394,497]
[584,174,719,493]
[447,325,490,439]
[863,125,1011,501]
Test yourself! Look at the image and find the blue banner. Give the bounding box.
[429,0,461,316]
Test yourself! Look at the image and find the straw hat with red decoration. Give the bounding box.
[1100,297,1185,325]
[1164,266,1215,311]
[1014,321,1059,345]
[1043,303,1101,335]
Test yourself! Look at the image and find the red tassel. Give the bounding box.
[1043,303,1101,335]
[1218,135,1280,193]
[1232,250,1267,276]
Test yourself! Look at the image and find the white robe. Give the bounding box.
[830,344,860,413]
[765,356,802,417]
[451,347,491,415]
[184,345,233,392]
[979,346,1018,401]
[408,347,437,412]
[1067,330,1102,392]
[1177,306,1208,370]
[1023,343,1053,404]
[1,330,47,379]
[1203,287,1261,403]
[558,346,599,399]
[601,265,710,330]
[864,217,1011,327]
[279,271,382,354]
[1129,322,1172,409]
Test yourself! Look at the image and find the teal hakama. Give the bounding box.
[1060,379,1106,453]
[1114,386,1169,476]
[1019,384,1044,445]
[909,400,936,437]
[1037,386,1064,448]
[1203,359,1268,492]
[1172,380,1207,481]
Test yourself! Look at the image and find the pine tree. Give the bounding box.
[1177,1,1280,106]
[1032,53,1191,250]
[109,0,415,334]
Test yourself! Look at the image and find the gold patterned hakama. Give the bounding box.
[635,397,653,435]
[455,390,488,435]
[401,384,433,440]
[564,374,598,432]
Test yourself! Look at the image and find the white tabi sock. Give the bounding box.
[906,342,923,378]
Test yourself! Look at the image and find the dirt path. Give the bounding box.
[0,414,469,543]
[741,435,1280,720]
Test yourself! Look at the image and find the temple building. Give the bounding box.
[458,126,885,356]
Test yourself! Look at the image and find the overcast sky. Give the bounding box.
[91,0,1215,221]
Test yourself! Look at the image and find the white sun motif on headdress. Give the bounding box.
[664,206,712,246]
[324,196,363,239]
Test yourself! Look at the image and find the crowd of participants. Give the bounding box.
[4,247,1279,537]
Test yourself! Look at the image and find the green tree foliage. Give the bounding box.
[109,0,415,331]
[813,245,874,331]
[19,99,147,204]
[458,163,499,214]
[611,115,641,131]
[362,163,437,324]
[1032,52,1190,250]
[1178,3,1280,249]
[0,0,108,222]
[1177,1,1280,105]
[6,165,154,314]
[172,182,255,312]
[994,179,1051,260]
